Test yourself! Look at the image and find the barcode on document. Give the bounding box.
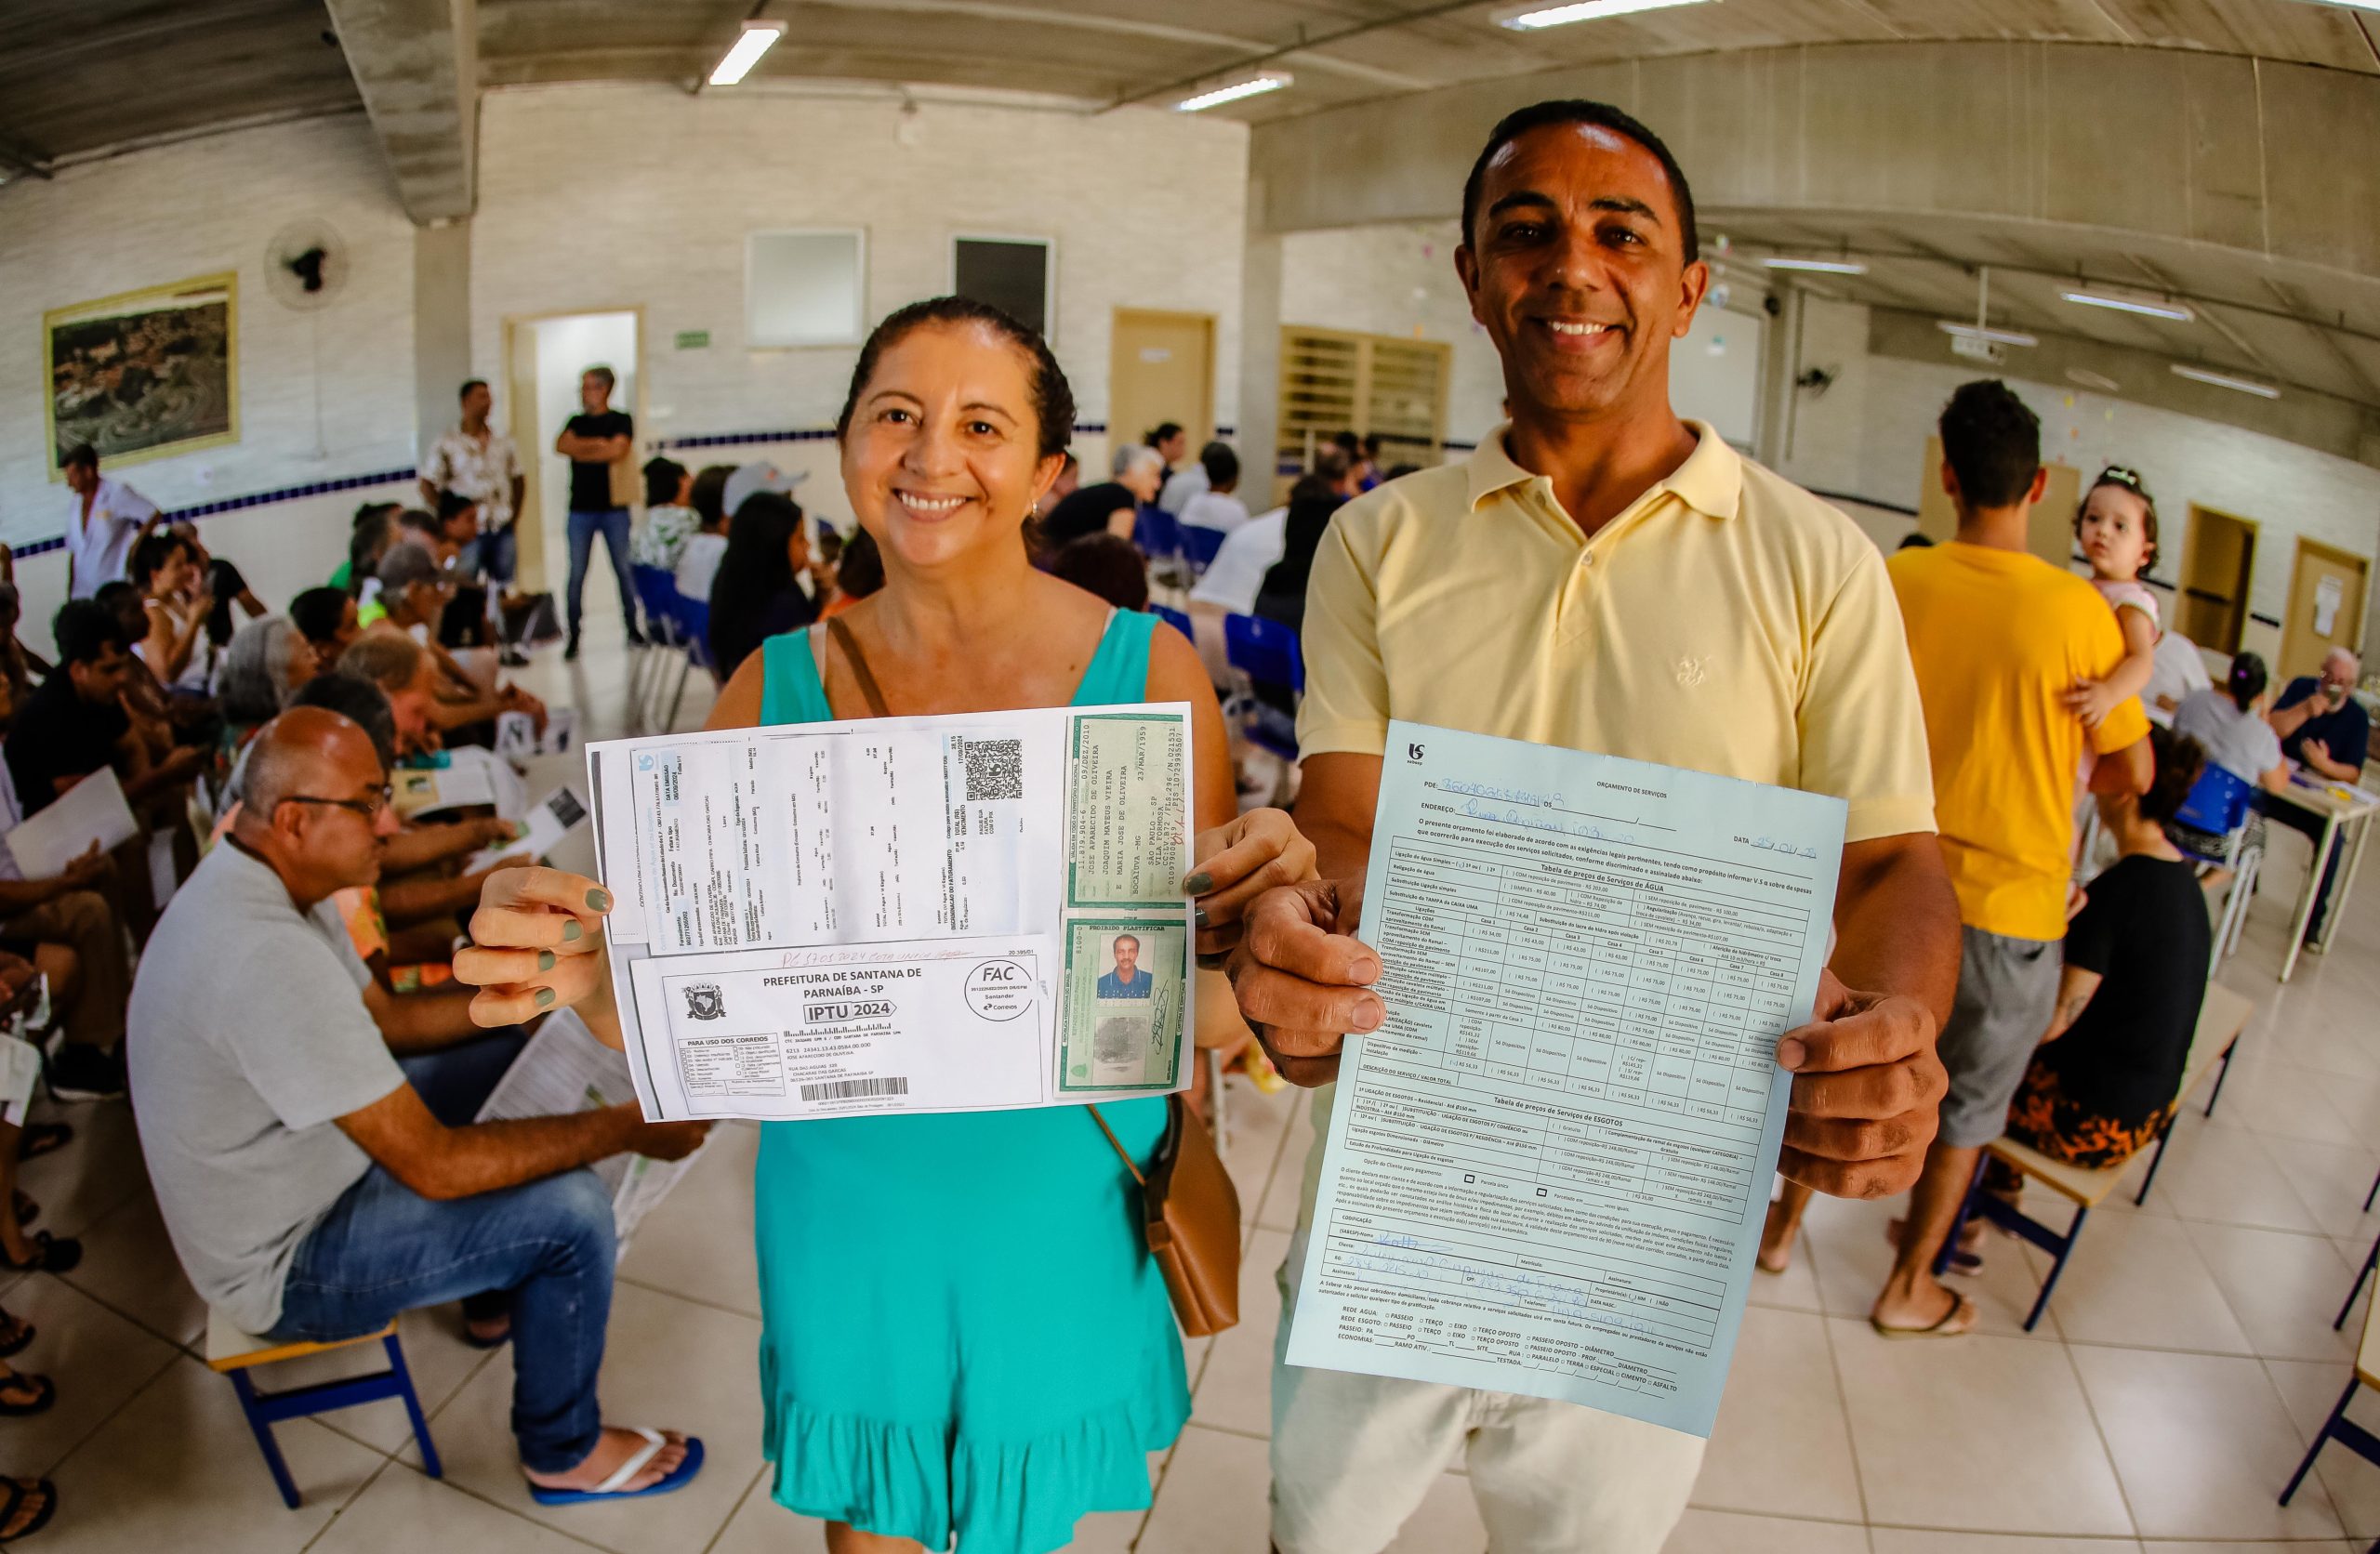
[960,739,1025,802]
[799,1076,911,1102]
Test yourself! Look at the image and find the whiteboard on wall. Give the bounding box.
[1670,306,1763,450]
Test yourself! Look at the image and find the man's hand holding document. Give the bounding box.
[508,702,1202,1122]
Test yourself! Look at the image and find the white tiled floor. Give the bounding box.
[13,622,2380,1553]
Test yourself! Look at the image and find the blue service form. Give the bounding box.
[1284,720,1847,1437]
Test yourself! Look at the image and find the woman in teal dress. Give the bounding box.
[463,296,1311,1553]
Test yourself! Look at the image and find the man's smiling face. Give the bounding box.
[1456,121,1707,424]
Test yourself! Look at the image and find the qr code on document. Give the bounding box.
[961,739,1025,802]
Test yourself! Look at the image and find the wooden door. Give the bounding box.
[1108,309,1213,459]
[2176,505,2258,654]
[1913,436,2080,565]
[2279,536,2370,682]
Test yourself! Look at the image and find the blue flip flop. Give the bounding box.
[527,1429,704,1506]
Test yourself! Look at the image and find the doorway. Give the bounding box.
[2278,536,2370,682]
[2176,505,2259,655]
[502,309,642,593]
[1109,309,1214,459]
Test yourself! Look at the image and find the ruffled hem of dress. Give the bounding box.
[760,1343,1189,1554]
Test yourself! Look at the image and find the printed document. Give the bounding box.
[4,768,136,878]
[475,1007,706,1254]
[1286,720,1846,1437]
[585,703,1194,1122]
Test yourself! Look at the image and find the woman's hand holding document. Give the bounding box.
[458,701,1299,1125]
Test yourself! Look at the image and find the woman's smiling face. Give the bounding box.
[840,320,1062,573]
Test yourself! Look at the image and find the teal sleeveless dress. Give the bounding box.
[751,610,1189,1554]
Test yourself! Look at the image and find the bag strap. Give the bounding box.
[825,614,892,718]
[1086,1104,1147,1187]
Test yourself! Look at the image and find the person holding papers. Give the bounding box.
[455,296,1315,1554]
[1220,100,1960,1554]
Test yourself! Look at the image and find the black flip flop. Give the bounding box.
[0,1234,78,1276]
[0,1316,32,1362]
[15,1126,68,1164]
[0,1374,53,1418]
[0,1477,58,1540]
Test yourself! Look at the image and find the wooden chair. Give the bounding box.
[2281,1276,2380,1551]
[205,1310,443,1508]
[1936,983,2254,1332]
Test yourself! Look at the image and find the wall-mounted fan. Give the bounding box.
[264,219,349,311]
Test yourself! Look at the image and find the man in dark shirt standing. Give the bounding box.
[553,365,642,661]
[2264,647,2369,946]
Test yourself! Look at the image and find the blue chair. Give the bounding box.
[1134,505,1184,583]
[2170,763,2264,970]
[207,1310,440,1508]
[1151,604,1193,639]
[628,565,686,722]
[1180,523,1228,574]
[663,595,714,731]
[1223,613,1304,761]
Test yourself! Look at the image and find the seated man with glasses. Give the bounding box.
[127,707,714,1503]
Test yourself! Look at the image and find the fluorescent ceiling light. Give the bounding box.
[1176,72,1291,112]
[1761,256,1867,275]
[2067,367,2121,392]
[2059,285,2195,323]
[708,21,786,86]
[1495,0,1712,27]
[2171,362,2281,399]
[1937,321,2038,348]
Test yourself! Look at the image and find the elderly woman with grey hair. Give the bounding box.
[217,615,319,728]
[1037,441,1165,553]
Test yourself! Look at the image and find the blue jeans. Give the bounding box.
[462,526,517,588]
[565,507,636,635]
[271,1033,617,1473]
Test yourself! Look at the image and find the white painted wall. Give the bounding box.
[1278,217,1766,454]
[0,114,418,645]
[1772,296,1872,498]
[469,86,1249,460]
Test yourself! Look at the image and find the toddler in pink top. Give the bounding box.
[2066,465,2162,729]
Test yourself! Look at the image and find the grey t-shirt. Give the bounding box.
[127,842,403,1334]
[2173,688,2284,787]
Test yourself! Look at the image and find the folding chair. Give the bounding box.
[2281,1284,2380,1550]
[629,565,684,723]
[2169,764,2264,972]
[1135,506,1186,587]
[1180,524,1227,577]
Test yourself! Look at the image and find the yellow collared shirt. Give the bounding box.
[1297,421,1937,847]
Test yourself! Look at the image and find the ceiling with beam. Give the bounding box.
[5,0,2379,419]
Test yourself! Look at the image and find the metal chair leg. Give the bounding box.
[665,652,696,731]
[383,1334,443,1479]
[2337,1232,2379,1331]
[2364,1166,2378,1214]
[231,1369,303,1509]
[2024,1205,2085,1332]
[2135,1118,2178,1206]
[2282,1377,2360,1505]
[2203,1040,2238,1119]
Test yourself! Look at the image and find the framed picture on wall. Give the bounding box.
[952,235,1054,340]
[42,270,240,479]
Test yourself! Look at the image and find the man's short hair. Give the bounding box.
[61,443,98,472]
[289,586,350,645]
[436,489,479,525]
[1313,446,1352,483]
[1938,380,2043,511]
[289,673,398,769]
[458,377,488,400]
[1198,441,1238,487]
[584,364,616,392]
[376,542,443,593]
[337,631,426,693]
[52,599,128,666]
[353,499,400,530]
[1112,933,1140,952]
[1460,99,1699,263]
[396,507,442,541]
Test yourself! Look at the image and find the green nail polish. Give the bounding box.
[562,920,583,942]
[587,889,611,911]
[538,951,556,972]
[1194,906,1210,928]
[536,988,556,1008]
[1183,873,1213,896]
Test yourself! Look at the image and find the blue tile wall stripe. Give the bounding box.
[8,467,418,561]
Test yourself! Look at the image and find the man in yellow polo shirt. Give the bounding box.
[1769,380,2150,1337]
[1222,99,1962,1554]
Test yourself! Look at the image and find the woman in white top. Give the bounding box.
[127,532,215,692]
[2173,652,2290,794]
